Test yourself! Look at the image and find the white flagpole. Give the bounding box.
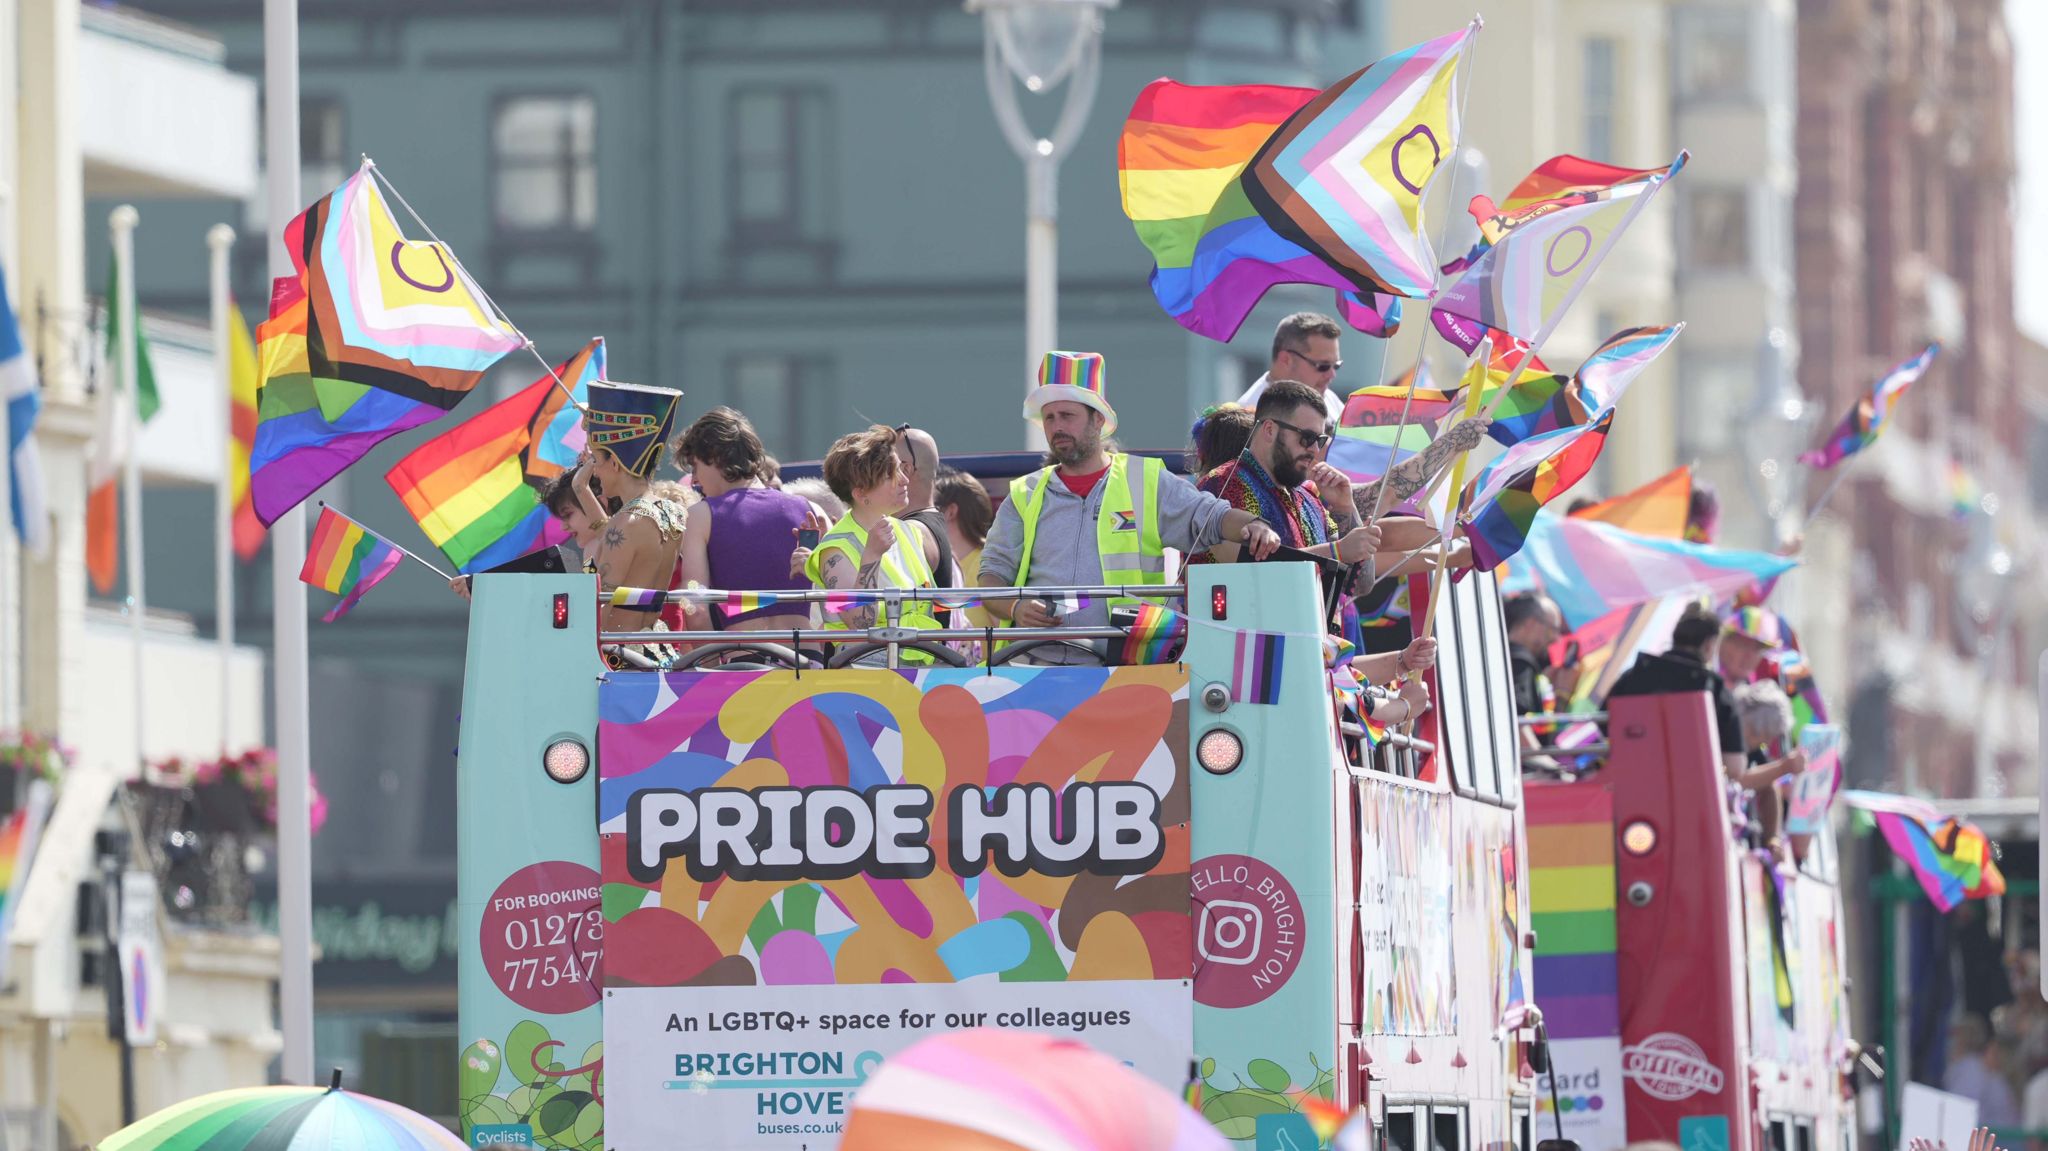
[264,0,314,1086]
[110,205,145,778]
[208,224,234,755]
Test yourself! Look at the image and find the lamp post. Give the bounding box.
[967,0,1115,449]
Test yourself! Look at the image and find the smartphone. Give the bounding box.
[1563,639,1581,669]
[797,528,821,549]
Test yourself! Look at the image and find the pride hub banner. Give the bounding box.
[596,666,1194,1150]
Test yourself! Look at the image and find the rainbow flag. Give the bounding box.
[1241,23,1477,300]
[1328,422,1432,483]
[298,505,405,622]
[1499,513,1800,629]
[1341,363,1462,429]
[1842,791,2005,912]
[1528,785,1621,1042]
[1120,602,1187,665]
[1798,343,1938,469]
[0,782,51,987]
[383,356,582,574]
[251,163,522,526]
[1568,464,1691,539]
[1947,458,1983,521]
[1435,153,1686,343]
[1230,630,1286,704]
[1119,80,1402,341]
[1460,412,1614,571]
[1485,324,1683,446]
[226,299,265,560]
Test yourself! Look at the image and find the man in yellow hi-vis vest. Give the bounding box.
[978,351,1280,664]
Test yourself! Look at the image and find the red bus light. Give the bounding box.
[1211,586,1228,620]
[552,593,569,629]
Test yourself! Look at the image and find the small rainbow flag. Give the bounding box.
[299,506,405,622]
[1229,630,1285,704]
[0,784,52,987]
[1120,602,1187,665]
[1799,343,1939,470]
[1527,785,1620,1043]
[1842,790,2005,912]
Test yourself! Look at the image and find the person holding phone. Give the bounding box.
[672,406,817,635]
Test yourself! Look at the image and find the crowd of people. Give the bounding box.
[499,313,1483,728]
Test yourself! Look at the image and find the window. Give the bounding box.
[1583,39,1617,161]
[1675,9,1751,98]
[1688,188,1750,270]
[301,98,347,198]
[1513,1105,1533,1151]
[726,355,836,462]
[1431,1106,1467,1151]
[1384,1106,1421,1151]
[491,94,597,233]
[728,86,833,243]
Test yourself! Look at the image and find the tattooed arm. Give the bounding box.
[820,520,896,631]
[1351,416,1493,520]
[589,514,664,634]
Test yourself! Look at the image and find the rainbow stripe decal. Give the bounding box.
[1527,785,1621,1041]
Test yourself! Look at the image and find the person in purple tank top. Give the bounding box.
[674,407,818,633]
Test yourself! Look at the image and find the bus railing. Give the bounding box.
[1514,712,1611,773]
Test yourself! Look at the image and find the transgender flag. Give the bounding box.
[1500,512,1799,629]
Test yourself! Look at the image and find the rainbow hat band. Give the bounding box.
[1723,605,1785,648]
[1024,350,1117,436]
[585,380,683,477]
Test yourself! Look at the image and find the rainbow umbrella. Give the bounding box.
[840,1029,1227,1151]
[100,1074,467,1151]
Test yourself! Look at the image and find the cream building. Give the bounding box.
[0,2,280,1146]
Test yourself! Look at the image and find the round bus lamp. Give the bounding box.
[542,737,591,785]
[1625,880,1654,907]
[1619,820,1658,856]
[1196,728,1244,775]
[1200,682,1230,713]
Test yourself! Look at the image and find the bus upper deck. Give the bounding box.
[452,557,1540,1151]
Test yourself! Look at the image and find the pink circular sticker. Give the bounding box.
[480,861,605,1015]
[1191,853,1305,1008]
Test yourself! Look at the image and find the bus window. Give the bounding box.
[1512,1104,1532,1151]
[1768,1117,1791,1151]
[1474,572,1520,804]
[1430,1105,1467,1151]
[1431,574,1476,788]
[1385,1106,1421,1151]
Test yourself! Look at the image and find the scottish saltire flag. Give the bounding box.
[1434,152,1687,343]
[1841,791,2004,912]
[252,162,523,526]
[1797,343,1939,469]
[1241,22,1477,299]
[0,264,46,555]
[1498,512,1799,629]
[1119,80,1401,341]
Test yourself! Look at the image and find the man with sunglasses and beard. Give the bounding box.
[1236,312,1347,425]
[1200,378,1378,569]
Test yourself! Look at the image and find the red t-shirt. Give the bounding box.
[1058,465,1110,499]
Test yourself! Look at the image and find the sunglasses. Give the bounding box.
[1282,347,1343,374]
[1269,416,1333,450]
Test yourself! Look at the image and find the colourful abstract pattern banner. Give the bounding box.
[597,666,1191,988]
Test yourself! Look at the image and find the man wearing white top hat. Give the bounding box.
[979,351,1280,665]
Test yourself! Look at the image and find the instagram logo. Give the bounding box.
[1198,901,1264,966]
[1191,853,1305,1008]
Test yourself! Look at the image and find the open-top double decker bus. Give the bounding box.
[1524,691,1857,1151]
[450,512,1540,1149]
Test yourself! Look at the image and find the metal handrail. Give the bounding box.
[599,583,1189,607]
[1515,711,1607,726]
[1340,722,1435,754]
[602,626,1130,645]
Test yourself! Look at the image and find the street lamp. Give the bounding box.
[967,0,1116,448]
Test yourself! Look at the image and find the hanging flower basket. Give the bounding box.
[145,748,328,837]
[0,730,72,816]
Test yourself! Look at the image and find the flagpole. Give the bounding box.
[209,224,235,755]
[265,0,314,1088]
[110,206,146,779]
[315,501,455,582]
[1802,465,1849,525]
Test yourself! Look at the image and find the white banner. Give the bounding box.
[118,870,164,1046]
[605,980,1192,1151]
[1536,1037,1627,1151]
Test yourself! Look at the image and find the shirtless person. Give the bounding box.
[579,381,688,662]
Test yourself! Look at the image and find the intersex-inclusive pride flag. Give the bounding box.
[1441,155,1667,278]
[251,161,523,526]
[1840,791,2005,912]
[1240,22,1477,299]
[1498,512,1800,629]
[1434,152,1687,344]
[383,347,595,574]
[298,505,406,622]
[1120,80,1401,341]
[1568,463,1692,539]
[1459,411,1613,571]
[1798,343,1939,469]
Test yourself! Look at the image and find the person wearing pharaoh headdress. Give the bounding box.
[578,381,687,661]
